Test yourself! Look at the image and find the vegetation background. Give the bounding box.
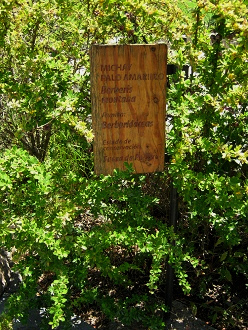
[0,0,247,329]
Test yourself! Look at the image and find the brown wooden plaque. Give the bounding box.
[90,44,167,175]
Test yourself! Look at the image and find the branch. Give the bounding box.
[31,19,41,51]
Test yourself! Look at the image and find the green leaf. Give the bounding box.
[220,251,228,262]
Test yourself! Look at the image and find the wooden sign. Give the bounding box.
[90,44,167,175]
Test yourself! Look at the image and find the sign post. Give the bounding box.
[90,44,167,175]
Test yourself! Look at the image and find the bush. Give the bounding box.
[0,0,247,329]
[0,147,198,329]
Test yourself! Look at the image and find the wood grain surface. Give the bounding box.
[90,44,167,175]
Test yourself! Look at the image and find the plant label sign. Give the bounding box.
[90,44,167,175]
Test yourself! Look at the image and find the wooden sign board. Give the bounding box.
[90,44,167,175]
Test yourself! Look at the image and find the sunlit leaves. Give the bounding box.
[0,0,247,328]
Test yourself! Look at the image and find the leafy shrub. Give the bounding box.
[0,0,247,329]
[0,148,198,329]
[167,0,248,326]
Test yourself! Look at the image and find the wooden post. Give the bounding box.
[90,44,167,175]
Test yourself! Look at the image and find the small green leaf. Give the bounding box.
[220,251,228,262]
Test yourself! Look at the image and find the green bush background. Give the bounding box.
[0,0,247,329]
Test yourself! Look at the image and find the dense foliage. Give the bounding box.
[0,0,247,329]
